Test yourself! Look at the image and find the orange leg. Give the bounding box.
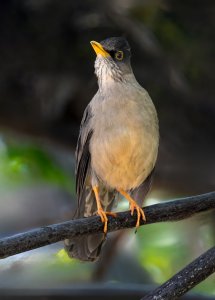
[117,188,146,228]
[92,186,116,233]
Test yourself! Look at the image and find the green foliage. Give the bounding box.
[0,137,75,193]
[138,222,187,282]
[137,218,215,295]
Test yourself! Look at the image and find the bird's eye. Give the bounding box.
[115,50,124,61]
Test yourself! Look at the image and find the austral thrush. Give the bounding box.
[65,37,159,261]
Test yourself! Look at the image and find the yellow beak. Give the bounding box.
[90,41,110,57]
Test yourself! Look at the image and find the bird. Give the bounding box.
[64,37,159,261]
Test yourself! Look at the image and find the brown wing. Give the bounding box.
[66,102,117,261]
[66,105,107,261]
[75,104,93,201]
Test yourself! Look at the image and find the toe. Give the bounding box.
[135,209,140,227]
[104,221,107,233]
[130,205,134,216]
[140,208,146,221]
[98,210,108,233]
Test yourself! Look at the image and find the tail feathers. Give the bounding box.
[64,187,116,262]
[64,233,105,262]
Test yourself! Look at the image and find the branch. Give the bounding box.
[1,285,214,300]
[0,191,214,259]
[141,246,215,300]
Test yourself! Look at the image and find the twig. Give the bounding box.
[0,191,214,259]
[141,246,215,300]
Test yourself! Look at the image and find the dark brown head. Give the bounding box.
[90,37,132,84]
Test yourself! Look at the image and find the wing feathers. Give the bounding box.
[75,105,93,199]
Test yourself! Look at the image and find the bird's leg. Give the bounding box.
[117,188,146,228]
[92,186,116,233]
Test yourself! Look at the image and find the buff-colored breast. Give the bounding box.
[90,84,159,191]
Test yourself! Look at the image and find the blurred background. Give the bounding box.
[0,0,214,298]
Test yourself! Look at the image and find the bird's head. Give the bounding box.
[90,37,132,87]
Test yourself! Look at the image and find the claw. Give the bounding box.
[97,208,108,233]
[96,210,117,233]
[129,198,146,227]
[118,188,146,228]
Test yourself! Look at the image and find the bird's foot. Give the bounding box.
[93,185,117,234]
[96,210,117,233]
[117,188,146,228]
[96,208,108,233]
[129,199,146,227]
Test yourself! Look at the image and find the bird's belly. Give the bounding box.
[91,126,158,191]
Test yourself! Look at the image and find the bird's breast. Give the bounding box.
[90,91,159,191]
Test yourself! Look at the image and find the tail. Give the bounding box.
[64,187,116,262]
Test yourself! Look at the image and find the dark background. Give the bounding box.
[0,0,214,298]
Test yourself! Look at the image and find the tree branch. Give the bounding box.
[141,246,215,300]
[0,191,214,259]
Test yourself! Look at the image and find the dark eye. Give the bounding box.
[115,50,124,61]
